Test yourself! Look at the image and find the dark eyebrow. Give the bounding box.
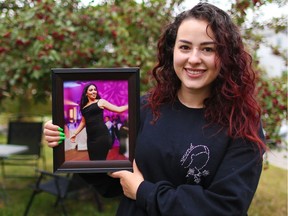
[178,39,216,46]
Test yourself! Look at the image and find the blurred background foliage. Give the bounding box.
[0,0,287,146]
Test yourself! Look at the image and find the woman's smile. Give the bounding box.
[184,68,206,77]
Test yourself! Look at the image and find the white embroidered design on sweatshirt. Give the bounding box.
[180,143,210,183]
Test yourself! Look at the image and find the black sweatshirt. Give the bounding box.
[81,97,265,216]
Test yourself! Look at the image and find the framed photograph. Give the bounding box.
[51,68,140,173]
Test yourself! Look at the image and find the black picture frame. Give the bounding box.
[51,68,140,173]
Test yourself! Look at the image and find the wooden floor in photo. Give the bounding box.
[65,145,128,161]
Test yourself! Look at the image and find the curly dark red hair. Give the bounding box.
[147,3,266,150]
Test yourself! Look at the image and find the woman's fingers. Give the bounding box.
[43,120,65,148]
[46,140,61,148]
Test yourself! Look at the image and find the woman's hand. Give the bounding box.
[109,160,144,200]
[70,134,76,143]
[43,120,65,147]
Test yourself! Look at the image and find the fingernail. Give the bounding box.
[58,136,65,144]
[58,127,64,132]
[59,132,65,137]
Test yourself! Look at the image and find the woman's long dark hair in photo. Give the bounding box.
[80,83,101,114]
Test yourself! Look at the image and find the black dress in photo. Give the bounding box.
[81,102,112,160]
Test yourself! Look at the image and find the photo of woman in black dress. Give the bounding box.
[70,83,128,160]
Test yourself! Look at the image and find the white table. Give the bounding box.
[0,144,28,203]
[0,144,28,158]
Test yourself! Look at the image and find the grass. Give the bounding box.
[0,140,287,215]
[248,165,287,216]
[0,144,120,216]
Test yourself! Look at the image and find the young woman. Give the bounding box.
[68,83,128,160]
[44,3,266,215]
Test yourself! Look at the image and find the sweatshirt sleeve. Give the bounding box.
[136,139,264,216]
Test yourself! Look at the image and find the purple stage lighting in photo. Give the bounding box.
[63,80,128,125]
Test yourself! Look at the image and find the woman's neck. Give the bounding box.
[177,88,209,108]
